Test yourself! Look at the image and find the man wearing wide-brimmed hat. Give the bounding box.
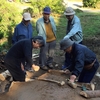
[63,7,83,44]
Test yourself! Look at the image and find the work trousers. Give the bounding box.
[39,40,56,66]
[78,60,99,83]
[4,58,26,82]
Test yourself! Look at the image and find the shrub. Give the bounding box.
[31,0,65,15]
[83,0,100,8]
[0,1,21,49]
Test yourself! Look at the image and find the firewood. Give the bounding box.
[80,90,100,98]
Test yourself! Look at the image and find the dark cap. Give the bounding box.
[43,6,51,14]
[60,38,74,50]
[32,36,45,47]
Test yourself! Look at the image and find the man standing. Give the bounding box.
[36,6,57,70]
[64,7,83,44]
[12,12,33,44]
[60,38,99,84]
[4,36,45,82]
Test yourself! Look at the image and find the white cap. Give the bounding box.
[23,12,32,21]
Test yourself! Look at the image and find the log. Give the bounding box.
[37,77,65,86]
[80,90,100,98]
[67,81,77,89]
[0,70,11,81]
[48,69,66,74]
[76,82,95,90]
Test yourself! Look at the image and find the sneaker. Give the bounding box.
[47,63,53,69]
[40,66,49,71]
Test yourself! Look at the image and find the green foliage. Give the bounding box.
[0,1,100,51]
[83,0,100,8]
[31,0,65,15]
[0,1,21,49]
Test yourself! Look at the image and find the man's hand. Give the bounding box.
[64,69,71,74]
[69,75,76,83]
[21,63,24,71]
[32,64,40,71]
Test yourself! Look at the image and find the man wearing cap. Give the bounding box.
[60,38,99,85]
[63,7,83,43]
[12,12,33,44]
[4,36,45,82]
[36,6,57,70]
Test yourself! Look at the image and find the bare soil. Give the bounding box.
[0,38,100,100]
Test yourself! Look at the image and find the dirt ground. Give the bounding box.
[0,38,100,100]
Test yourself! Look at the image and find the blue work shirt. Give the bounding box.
[64,15,83,43]
[65,43,99,77]
[12,21,33,44]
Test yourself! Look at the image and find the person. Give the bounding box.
[60,38,99,84]
[4,36,45,82]
[63,7,83,44]
[12,12,34,70]
[12,12,33,44]
[36,6,57,70]
[62,7,83,70]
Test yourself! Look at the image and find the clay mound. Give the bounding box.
[0,72,100,100]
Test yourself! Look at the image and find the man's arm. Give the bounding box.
[64,21,80,39]
[12,27,18,44]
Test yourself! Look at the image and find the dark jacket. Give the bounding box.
[5,39,33,68]
[65,43,99,77]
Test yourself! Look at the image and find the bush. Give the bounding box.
[31,0,65,15]
[0,1,21,49]
[23,7,34,17]
[83,0,100,8]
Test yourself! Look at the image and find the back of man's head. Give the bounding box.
[32,36,45,47]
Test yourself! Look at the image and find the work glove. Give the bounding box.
[32,64,40,71]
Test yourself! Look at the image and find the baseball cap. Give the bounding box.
[23,12,32,21]
[60,38,74,50]
[43,6,51,14]
[64,7,75,15]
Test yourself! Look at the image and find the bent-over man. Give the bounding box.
[4,36,45,82]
